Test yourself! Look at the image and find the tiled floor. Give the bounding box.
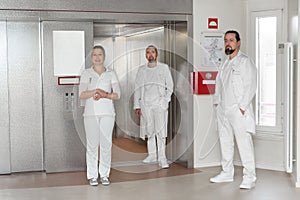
[0,138,199,190]
[1,166,300,200]
[0,163,200,190]
[1,138,300,200]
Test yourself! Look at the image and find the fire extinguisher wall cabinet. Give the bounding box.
[192,71,218,95]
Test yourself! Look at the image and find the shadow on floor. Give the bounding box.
[0,138,200,189]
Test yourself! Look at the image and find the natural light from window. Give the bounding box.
[256,17,277,126]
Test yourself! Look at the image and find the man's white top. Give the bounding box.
[79,67,120,117]
[214,51,257,112]
[213,51,257,133]
[134,62,174,110]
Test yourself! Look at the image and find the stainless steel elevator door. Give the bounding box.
[0,21,10,174]
[165,22,193,167]
[7,20,43,172]
[42,21,94,172]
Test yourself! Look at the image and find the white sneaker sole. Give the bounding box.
[90,183,98,186]
[160,164,169,169]
[240,182,255,189]
[142,160,158,164]
[210,178,233,183]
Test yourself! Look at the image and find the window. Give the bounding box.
[251,10,283,134]
[256,17,277,126]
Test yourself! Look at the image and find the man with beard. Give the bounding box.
[134,45,174,169]
[210,30,257,189]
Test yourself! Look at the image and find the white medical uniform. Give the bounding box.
[134,62,173,161]
[79,67,120,180]
[213,51,257,180]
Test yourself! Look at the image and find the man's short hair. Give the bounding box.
[225,30,240,42]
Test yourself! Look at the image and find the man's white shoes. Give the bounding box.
[239,177,256,189]
[210,172,234,183]
[143,156,169,168]
[142,155,157,164]
[159,159,169,169]
[210,172,256,190]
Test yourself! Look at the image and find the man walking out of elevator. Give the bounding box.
[134,45,174,169]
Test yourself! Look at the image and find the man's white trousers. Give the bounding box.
[144,107,168,161]
[216,106,256,179]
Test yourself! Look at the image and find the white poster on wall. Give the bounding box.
[53,31,85,76]
[202,34,223,67]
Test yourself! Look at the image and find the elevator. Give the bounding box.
[0,0,193,174]
[93,22,193,167]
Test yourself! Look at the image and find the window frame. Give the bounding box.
[250,9,283,135]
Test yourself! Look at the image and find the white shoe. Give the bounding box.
[159,159,169,169]
[142,155,157,164]
[210,172,234,183]
[89,178,98,186]
[100,177,110,186]
[240,177,256,189]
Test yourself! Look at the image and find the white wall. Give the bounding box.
[193,0,246,168]
[287,0,299,187]
[193,0,289,171]
[296,0,300,188]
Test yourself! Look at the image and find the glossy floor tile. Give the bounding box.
[1,138,299,199]
[1,166,300,200]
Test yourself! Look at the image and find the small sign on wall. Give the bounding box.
[208,18,218,29]
[58,76,80,85]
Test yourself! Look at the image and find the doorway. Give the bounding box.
[93,22,193,168]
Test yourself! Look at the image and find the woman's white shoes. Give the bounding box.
[89,178,98,186]
[89,177,110,186]
[101,177,110,186]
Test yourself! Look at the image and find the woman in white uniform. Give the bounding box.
[79,45,120,186]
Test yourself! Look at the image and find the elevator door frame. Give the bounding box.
[164,22,194,168]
